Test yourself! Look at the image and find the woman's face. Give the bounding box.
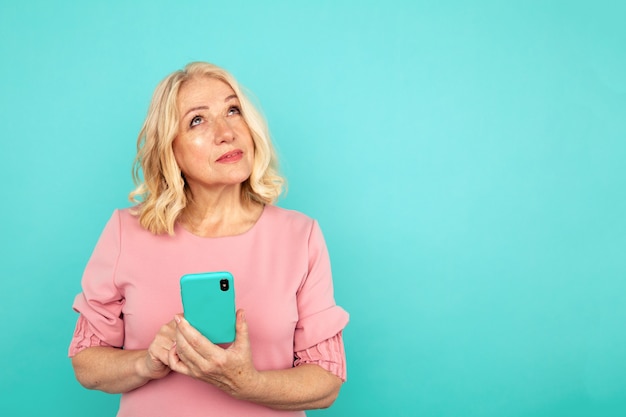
[173,76,254,196]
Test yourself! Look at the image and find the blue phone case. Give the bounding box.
[180,271,236,344]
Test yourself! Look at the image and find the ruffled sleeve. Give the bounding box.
[68,210,125,357]
[294,221,349,352]
[68,314,118,356]
[294,331,347,381]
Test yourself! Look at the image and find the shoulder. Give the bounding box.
[104,206,152,238]
[114,206,142,228]
[260,205,328,248]
[263,204,317,229]
[260,205,323,242]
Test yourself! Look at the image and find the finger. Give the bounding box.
[174,315,222,355]
[231,309,250,351]
[154,321,177,344]
[150,343,172,365]
[168,341,189,374]
[164,318,178,333]
[149,332,176,365]
[173,315,224,373]
[174,314,202,341]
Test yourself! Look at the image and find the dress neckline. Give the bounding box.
[174,204,268,240]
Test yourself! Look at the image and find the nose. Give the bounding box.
[213,116,235,144]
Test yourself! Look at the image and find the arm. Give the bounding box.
[169,310,342,410]
[72,347,158,393]
[242,363,342,410]
[71,319,177,394]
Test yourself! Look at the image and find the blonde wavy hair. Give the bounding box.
[129,62,284,235]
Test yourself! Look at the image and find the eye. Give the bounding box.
[190,115,203,127]
[228,106,241,116]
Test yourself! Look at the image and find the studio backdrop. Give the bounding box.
[1,1,625,416]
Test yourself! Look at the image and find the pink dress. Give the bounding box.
[69,205,349,417]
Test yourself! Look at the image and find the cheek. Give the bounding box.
[240,132,255,154]
[234,119,253,139]
[174,136,212,161]
[183,135,208,151]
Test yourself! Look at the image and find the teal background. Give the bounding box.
[1,1,625,416]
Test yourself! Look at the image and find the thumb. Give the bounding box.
[232,309,250,348]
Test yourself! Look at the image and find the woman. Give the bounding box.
[69,62,349,417]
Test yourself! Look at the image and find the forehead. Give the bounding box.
[177,76,237,108]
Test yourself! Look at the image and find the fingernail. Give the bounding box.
[174,315,181,324]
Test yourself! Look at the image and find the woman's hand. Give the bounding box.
[72,318,179,394]
[141,318,177,380]
[167,310,341,410]
[168,309,261,398]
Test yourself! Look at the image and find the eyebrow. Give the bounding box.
[182,105,209,119]
[182,95,239,119]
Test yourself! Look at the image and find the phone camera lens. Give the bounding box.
[220,279,229,291]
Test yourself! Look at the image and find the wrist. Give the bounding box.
[134,350,155,382]
[233,369,265,402]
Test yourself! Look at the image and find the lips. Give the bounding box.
[216,149,243,163]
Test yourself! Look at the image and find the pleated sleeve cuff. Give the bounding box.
[294,331,347,382]
[68,314,118,357]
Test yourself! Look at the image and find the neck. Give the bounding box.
[180,186,263,238]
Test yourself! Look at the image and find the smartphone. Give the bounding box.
[180,271,236,344]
